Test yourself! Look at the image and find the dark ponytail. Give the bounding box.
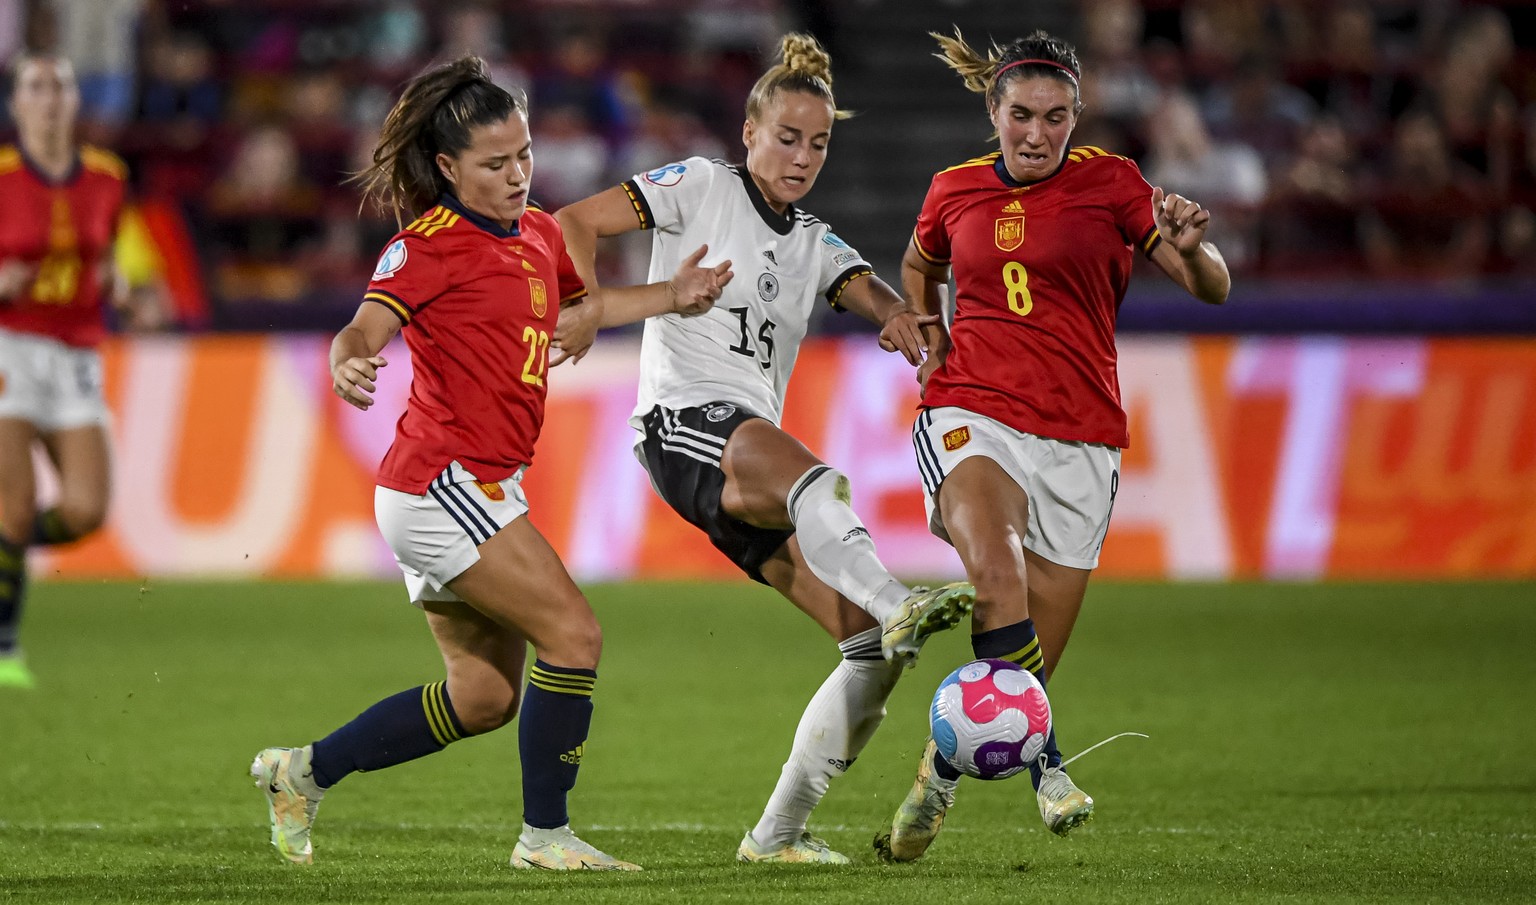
[353,56,525,224]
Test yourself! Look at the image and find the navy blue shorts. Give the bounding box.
[637,402,793,585]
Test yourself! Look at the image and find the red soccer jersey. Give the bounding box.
[363,195,586,494]
[914,148,1161,449]
[0,145,127,348]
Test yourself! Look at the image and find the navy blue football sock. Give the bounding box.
[0,534,26,655]
[30,509,75,547]
[309,681,468,788]
[518,661,596,829]
[973,619,1062,790]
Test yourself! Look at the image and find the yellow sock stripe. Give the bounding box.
[1017,649,1045,674]
[421,682,461,746]
[530,676,594,697]
[431,681,464,742]
[530,667,596,691]
[530,668,596,695]
[421,683,451,746]
[998,637,1040,665]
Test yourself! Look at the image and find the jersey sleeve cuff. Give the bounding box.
[620,179,655,230]
[912,232,949,265]
[1138,225,1162,258]
[824,265,874,311]
[364,289,414,325]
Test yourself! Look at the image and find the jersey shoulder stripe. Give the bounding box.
[938,152,1001,175]
[404,206,461,238]
[0,145,19,176]
[80,145,128,180]
[1066,145,1131,165]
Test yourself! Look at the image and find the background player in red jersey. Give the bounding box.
[874,29,1231,863]
[248,56,721,872]
[0,53,138,689]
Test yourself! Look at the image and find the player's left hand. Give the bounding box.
[551,294,603,367]
[1152,186,1212,256]
[878,302,941,366]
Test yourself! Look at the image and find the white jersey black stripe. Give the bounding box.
[624,156,875,434]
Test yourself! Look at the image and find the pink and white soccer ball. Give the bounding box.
[930,658,1052,780]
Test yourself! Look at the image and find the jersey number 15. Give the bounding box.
[728,307,776,370]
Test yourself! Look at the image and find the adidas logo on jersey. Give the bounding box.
[1001,199,1024,213]
[762,250,777,266]
[559,743,585,765]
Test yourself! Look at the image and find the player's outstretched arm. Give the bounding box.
[557,185,732,330]
[840,273,938,367]
[899,240,953,394]
[1149,186,1230,305]
[330,301,400,410]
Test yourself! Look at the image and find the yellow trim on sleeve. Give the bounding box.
[364,291,412,323]
[911,232,948,265]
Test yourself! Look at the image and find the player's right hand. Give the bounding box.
[333,355,388,410]
[669,244,733,316]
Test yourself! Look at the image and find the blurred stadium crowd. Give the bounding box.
[1,0,1533,331]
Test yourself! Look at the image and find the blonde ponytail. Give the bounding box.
[745,32,851,122]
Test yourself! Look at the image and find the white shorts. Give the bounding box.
[0,327,110,430]
[912,406,1121,570]
[374,460,530,607]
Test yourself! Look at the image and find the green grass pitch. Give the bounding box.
[1,579,1533,903]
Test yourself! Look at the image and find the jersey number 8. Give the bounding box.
[1002,261,1033,317]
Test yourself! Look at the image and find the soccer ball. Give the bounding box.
[930,659,1052,780]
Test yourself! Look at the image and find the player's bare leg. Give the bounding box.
[449,518,640,871]
[33,424,112,544]
[0,418,38,687]
[942,457,1092,835]
[721,419,971,665]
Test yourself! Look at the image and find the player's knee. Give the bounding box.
[57,500,108,538]
[452,682,521,734]
[542,615,602,670]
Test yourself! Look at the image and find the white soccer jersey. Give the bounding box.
[623,156,873,429]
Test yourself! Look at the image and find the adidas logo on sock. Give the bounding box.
[841,527,869,542]
[559,743,585,765]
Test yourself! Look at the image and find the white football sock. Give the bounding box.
[785,466,909,624]
[749,628,903,848]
